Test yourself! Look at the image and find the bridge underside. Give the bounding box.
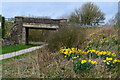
[23,23,59,29]
[24,27,58,30]
[22,25,58,45]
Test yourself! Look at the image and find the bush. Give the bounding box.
[46,26,86,52]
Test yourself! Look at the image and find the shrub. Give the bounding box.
[46,26,86,52]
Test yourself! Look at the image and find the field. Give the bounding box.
[1,26,120,78]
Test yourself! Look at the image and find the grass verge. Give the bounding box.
[0,50,34,65]
[1,43,44,54]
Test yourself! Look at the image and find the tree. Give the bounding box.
[69,8,81,24]
[0,15,5,38]
[108,12,120,28]
[69,2,105,26]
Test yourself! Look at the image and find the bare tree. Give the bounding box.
[107,12,119,27]
[69,2,105,26]
[69,8,81,24]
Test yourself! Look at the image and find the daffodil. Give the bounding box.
[111,53,116,57]
[72,57,77,59]
[102,52,107,55]
[98,52,103,55]
[89,41,93,43]
[90,61,98,64]
[106,57,113,61]
[71,60,74,62]
[88,60,92,62]
[117,60,120,62]
[107,52,111,55]
[64,52,68,55]
[81,60,87,64]
[64,56,67,57]
[103,60,107,63]
[113,59,118,63]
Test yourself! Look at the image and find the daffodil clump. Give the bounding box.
[85,32,119,51]
[81,59,98,64]
[73,59,98,73]
[59,47,100,73]
[86,32,119,67]
[59,47,86,60]
[59,47,86,55]
[59,32,120,73]
[103,57,120,63]
[60,48,117,59]
[86,49,117,59]
[72,59,98,64]
[102,57,120,68]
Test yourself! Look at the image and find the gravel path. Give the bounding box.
[0,44,47,60]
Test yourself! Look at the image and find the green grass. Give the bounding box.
[1,43,44,54]
[0,50,34,64]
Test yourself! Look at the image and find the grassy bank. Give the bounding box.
[0,50,35,64]
[1,43,43,54]
[2,47,120,78]
[1,26,120,78]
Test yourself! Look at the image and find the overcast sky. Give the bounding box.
[1,2,118,23]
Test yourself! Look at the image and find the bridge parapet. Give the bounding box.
[15,16,67,25]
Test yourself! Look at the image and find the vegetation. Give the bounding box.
[69,2,105,26]
[0,15,15,38]
[46,26,86,52]
[0,15,5,38]
[2,16,5,38]
[1,44,43,54]
[28,29,50,42]
[2,26,120,78]
[0,49,35,64]
[4,22,14,38]
[59,30,119,74]
[108,12,119,28]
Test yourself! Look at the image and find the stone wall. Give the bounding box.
[2,38,15,46]
[2,17,23,46]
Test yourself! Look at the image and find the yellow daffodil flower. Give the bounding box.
[72,57,77,59]
[81,60,87,64]
[112,53,116,57]
[106,57,113,61]
[103,60,107,63]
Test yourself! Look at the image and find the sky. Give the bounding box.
[1,2,118,23]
